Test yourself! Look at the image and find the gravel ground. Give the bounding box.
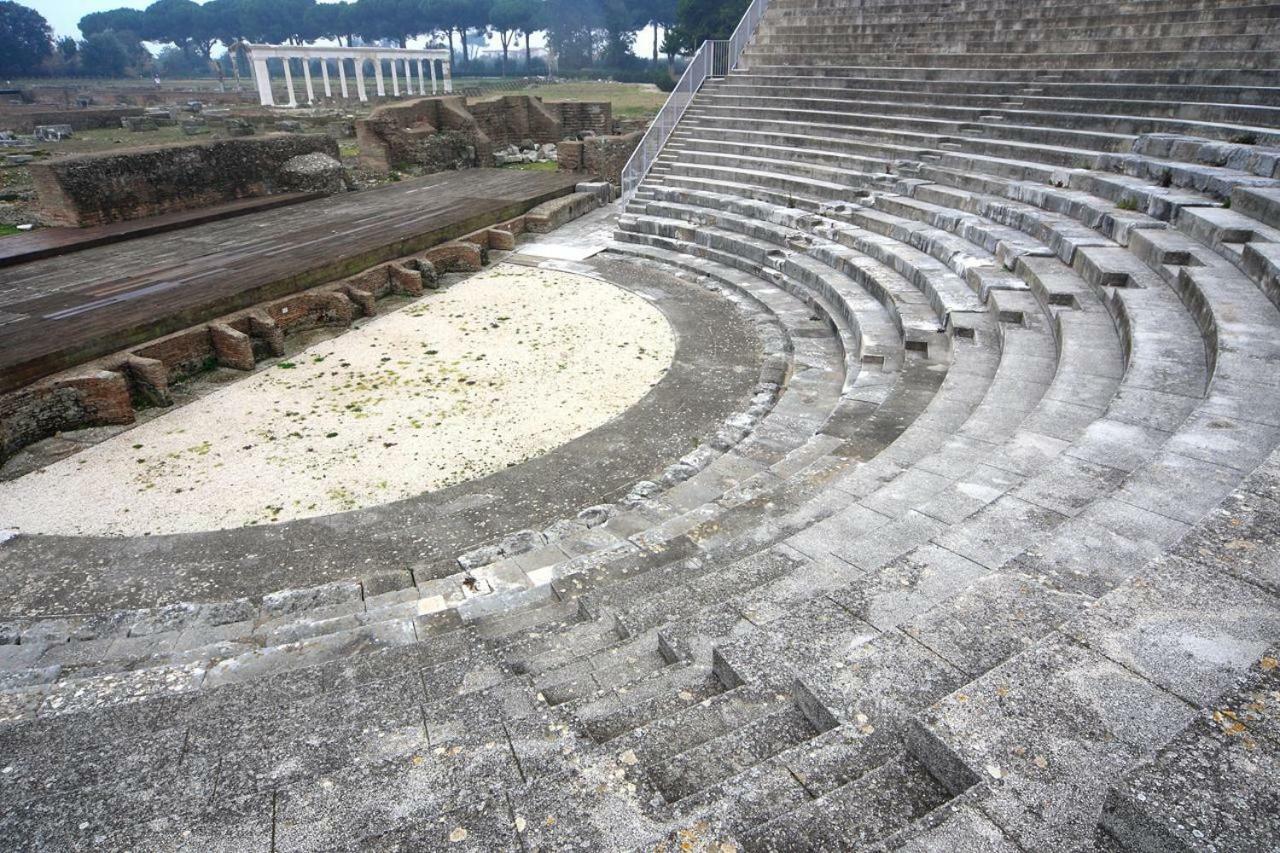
[0,263,674,536]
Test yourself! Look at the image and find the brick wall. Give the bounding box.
[558,130,643,187]
[29,133,340,227]
[356,96,490,172]
[356,95,612,173]
[0,372,133,463]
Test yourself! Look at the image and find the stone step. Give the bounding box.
[741,751,952,851]
[693,91,1277,145]
[569,661,728,743]
[535,634,674,705]
[737,62,1280,88]
[648,701,827,803]
[739,48,1280,75]
[609,683,788,769]
[1100,645,1280,849]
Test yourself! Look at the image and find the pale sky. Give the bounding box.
[22,0,662,57]
[27,0,150,40]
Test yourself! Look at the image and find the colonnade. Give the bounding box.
[241,43,453,107]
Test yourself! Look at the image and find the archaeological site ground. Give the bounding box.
[1,0,1280,850]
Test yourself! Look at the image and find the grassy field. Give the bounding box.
[45,125,198,156]
[0,224,21,237]
[473,81,666,120]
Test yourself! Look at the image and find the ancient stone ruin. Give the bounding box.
[28,134,344,226]
[356,93,612,172]
[1,0,1280,850]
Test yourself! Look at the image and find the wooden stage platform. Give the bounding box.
[0,169,581,394]
[0,192,324,269]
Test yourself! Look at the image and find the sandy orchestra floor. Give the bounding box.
[0,263,675,536]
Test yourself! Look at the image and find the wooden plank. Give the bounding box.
[0,192,325,268]
[0,168,583,393]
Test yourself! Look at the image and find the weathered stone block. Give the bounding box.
[208,323,255,371]
[423,241,483,272]
[29,134,341,227]
[124,355,171,407]
[278,152,349,195]
[247,312,285,356]
[33,124,72,141]
[525,191,602,233]
[52,370,133,426]
[486,228,516,251]
[388,262,425,296]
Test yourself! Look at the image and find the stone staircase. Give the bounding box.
[4,0,1280,848]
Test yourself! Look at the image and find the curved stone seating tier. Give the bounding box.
[5,0,1280,848]
[745,0,1280,69]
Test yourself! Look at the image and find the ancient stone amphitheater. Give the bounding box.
[4,0,1280,849]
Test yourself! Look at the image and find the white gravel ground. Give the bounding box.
[0,263,675,536]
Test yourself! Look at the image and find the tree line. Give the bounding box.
[0,0,750,81]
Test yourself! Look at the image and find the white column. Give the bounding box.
[338,58,349,98]
[282,57,297,106]
[442,59,452,94]
[302,57,315,104]
[252,56,274,106]
[429,58,437,94]
[321,58,332,98]
[374,57,386,97]
[354,59,368,101]
[417,59,426,95]
[390,58,399,96]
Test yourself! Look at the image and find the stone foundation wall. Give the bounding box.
[556,102,613,139]
[0,372,133,464]
[356,96,489,172]
[558,130,643,187]
[356,95,612,173]
[0,106,145,134]
[29,133,341,227]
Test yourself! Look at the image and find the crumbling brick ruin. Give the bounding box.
[356,94,611,173]
[558,130,643,187]
[28,134,342,227]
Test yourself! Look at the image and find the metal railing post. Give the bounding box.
[620,0,771,200]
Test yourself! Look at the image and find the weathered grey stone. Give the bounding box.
[278,152,349,194]
[260,580,363,619]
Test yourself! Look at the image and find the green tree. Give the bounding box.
[304,1,356,45]
[80,30,131,77]
[637,0,676,65]
[427,0,487,67]
[80,8,146,37]
[356,0,423,48]
[79,8,151,72]
[202,0,244,45]
[517,0,544,69]
[671,0,746,50]
[599,0,640,67]
[542,0,601,70]
[0,0,52,76]
[236,0,317,43]
[142,0,197,48]
[489,0,539,75]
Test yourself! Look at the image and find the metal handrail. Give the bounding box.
[620,0,771,199]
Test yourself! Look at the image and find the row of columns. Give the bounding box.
[244,45,452,108]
